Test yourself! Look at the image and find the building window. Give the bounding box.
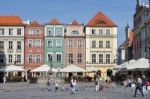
[0,54,4,63]
[16,54,21,63]
[78,40,82,47]
[99,41,103,48]
[91,29,96,35]
[28,54,33,63]
[106,54,110,63]
[68,40,73,47]
[99,54,103,63]
[35,54,40,63]
[99,29,103,35]
[92,54,96,63]
[17,41,21,50]
[0,41,4,49]
[55,28,62,36]
[106,29,110,35]
[29,29,34,35]
[56,54,62,62]
[48,54,53,62]
[71,30,79,35]
[68,54,73,63]
[8,41,13,49]
[0,29,4,35]
[56,40,62,47]
[106,41,110,48]
[36,29,40,36]
[28,40,33,47]
[17,29,21,35]
[35,39,41,48]
[48,40,53,47]
[9,29,13,35]
[8,54,12,63]
[92,40,96,48]
[78,54,82,63]
[47,28,53,36]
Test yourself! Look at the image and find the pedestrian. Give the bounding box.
[95,76,99,91]
[70,78,74,94]
[55,82,58,91]
[133,76,144,97]
[142,75,148,95]
[3,75,6,84]
[72,79,76,94]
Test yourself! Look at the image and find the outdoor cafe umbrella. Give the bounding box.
[61,64,85,72]
[31,64,57,72]
[127,58,150,70]
[0,65,25,72]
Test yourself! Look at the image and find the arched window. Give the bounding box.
[71,30,79,35]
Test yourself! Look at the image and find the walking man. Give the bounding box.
[133,76,144,97]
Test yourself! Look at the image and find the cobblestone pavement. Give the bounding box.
[0,82,150,99]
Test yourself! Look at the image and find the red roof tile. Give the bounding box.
[70,20,79,26]
[87,12,117,27]
[49,18,60,25]
[0,16,23,26]
[29,21,40,26]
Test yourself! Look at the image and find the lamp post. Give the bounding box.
[48,60,53,78]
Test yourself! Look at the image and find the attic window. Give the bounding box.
[96,21,106,26]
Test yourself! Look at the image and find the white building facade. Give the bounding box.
[0,16,24,68]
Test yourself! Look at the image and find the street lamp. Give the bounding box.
[48,60,53,77]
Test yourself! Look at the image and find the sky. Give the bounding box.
[0,0,143,47]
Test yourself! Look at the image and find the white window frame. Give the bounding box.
[56,53,62,62]
[56,40,62,47]
[92,40,96,48]
[48,40,53,47]
[0,29,4,35]
[47,53,53,62]
[77,53,82,63]
[106,41,110,48]
[0,41,4,49]
[78,40,82,47]
[68,40,73,47]
[106,54,110,63]
[35,54,40,63]
[106,29,110,35]
[8,41,13,49]
[28,40,33,47]
[92,54,96,63]
[35,39,41,48]
[8,54,13,63]
[17,28,21,35]
[99,54,103,63]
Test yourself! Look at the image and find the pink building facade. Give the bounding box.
[24,21,44,71]
[65,20,86,69]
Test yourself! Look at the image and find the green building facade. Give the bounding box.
[44,18,65,69]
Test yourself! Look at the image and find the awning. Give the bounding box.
[61,64,85,72]
[0,65,25,72]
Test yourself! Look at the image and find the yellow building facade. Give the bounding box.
[86,12,117,78]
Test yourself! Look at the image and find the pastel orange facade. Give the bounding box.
[65,20,86,69]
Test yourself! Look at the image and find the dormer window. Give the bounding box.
[96,21,106,26]
[71,30,79,35]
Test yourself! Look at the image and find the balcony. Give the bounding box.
[16,49,22,52]
[7,48,13,52]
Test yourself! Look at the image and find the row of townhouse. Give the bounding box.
[0,12,117,77]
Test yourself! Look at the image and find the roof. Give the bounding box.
[129,32,133,47]
[29,21,40,27]
[119,41,126,48]
[70,20,79,26]
[87,12,117,27]
[49,18,60,25]
[0,16,24,26]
